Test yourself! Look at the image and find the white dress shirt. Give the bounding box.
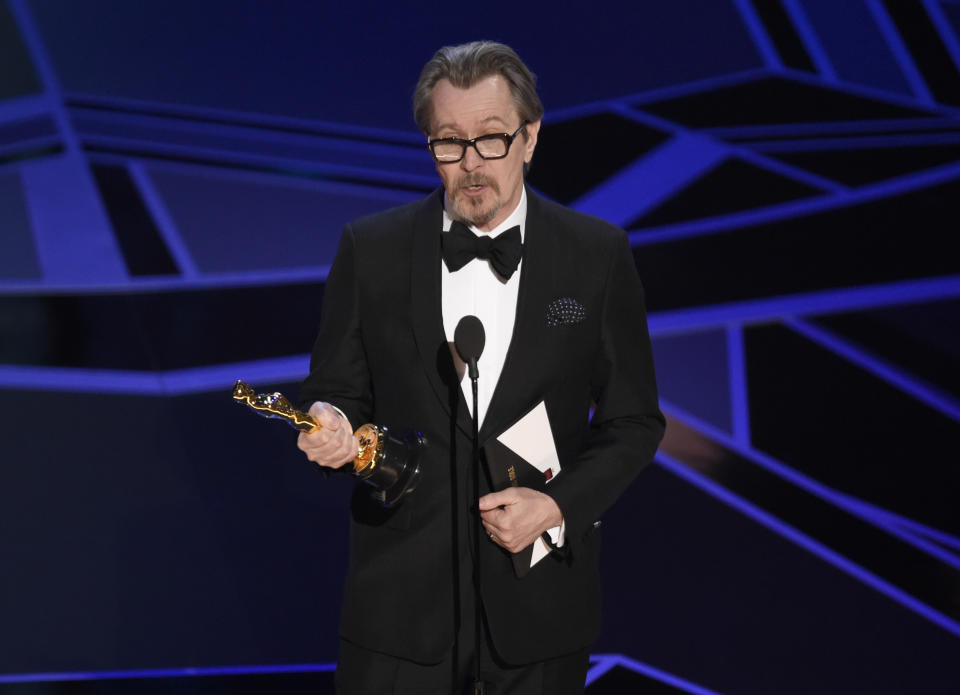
[441,189,565,552]
[441,190,526,426]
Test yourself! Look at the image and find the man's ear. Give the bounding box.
[523,120,542,163]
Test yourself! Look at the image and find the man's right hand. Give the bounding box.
[296,402,358,470]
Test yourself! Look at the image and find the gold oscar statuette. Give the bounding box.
[232,380,424,506]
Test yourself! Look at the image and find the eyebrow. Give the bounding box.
[434,115,511,134]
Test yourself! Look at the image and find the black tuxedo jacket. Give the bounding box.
[300,187,664,665]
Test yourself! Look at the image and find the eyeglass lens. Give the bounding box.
[433,136,508,162]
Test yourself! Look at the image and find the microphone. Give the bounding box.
[454,314,487,694]
[454,315,485,380]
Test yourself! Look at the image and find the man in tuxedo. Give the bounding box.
[298,41,664,694]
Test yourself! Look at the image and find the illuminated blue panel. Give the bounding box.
[800,0,913,95]
[0,662,335,684]
[573,133,728,228]
[0,171,40,279]
[652,330,732,435]
[146,167,419,273]
[943,3,960,56]
[18,156,128,283]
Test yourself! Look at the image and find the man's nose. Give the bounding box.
[460,144,484,171]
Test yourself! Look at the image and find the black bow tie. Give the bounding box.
[441,221,523,280]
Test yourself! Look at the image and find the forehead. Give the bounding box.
[430,74,518,134]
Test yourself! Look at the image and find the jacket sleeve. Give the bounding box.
[544,231,666,554]
[299,224,374,430]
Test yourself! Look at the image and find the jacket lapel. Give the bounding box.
[410,188,474,438]
[479,189,557,443]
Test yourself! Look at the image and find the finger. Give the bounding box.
[317,407,342,430]
[305,401,342,429]
[298,426,335,450]
[343,433,361,461]
[314,430,356,460]
[478,489,515,510]
[481,522,498,544]
[480,512,511,538]
[297,429,334,452]
[301,428,357,468]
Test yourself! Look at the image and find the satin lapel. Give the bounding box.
[479,189,556,443]
[410,189,474,438]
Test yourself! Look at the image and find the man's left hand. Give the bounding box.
[479,487,563,553]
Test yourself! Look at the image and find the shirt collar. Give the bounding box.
[442,187,527,243]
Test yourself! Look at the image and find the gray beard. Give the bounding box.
[450,196,500,228]
[448,177,501,228]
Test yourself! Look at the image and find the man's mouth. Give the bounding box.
[460,179,493,196]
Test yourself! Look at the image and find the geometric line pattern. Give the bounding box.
[3,2,960,691]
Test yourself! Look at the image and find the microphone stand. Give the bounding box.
[454,314,486,695]
[467,356,484,695]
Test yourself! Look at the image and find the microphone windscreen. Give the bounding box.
[454,315,485,363]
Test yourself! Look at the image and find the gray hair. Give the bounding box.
[413,41,544,135]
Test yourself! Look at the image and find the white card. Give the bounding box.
[496,401,563,569]
[496,401,562,480]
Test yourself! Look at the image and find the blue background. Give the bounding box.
[2,1,959,692]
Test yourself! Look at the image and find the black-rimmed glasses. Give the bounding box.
[428,122,528,163]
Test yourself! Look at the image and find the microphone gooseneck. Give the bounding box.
[454,314,486,694]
